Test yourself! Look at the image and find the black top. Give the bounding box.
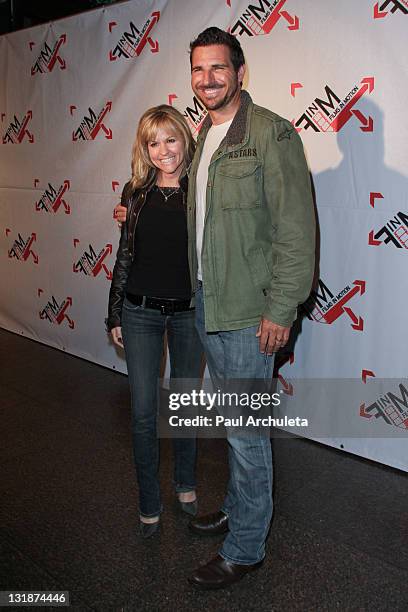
[126,186,191,299]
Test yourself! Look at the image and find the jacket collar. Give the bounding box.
[199,90,252,149]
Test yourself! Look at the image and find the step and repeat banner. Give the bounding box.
[0,0,407,470]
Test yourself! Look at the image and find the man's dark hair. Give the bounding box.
[189,27,245,72]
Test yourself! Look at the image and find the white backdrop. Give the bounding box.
[1,0,407,470]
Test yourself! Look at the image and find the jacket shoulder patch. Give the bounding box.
[277,126,295,142]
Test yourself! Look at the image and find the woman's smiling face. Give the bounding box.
[147,127,185,183]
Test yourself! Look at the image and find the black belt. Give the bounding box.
[126,293,193,315]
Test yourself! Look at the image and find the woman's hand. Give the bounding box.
[111,326,124,348]
[113,203,127,228]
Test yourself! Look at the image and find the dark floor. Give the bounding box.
[1,328,408,611]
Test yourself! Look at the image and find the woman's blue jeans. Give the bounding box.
[121,297,203,518]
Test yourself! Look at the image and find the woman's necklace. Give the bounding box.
[156,184,180,203]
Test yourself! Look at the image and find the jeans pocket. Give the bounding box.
[123,297,141,311]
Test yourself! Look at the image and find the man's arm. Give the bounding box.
[259,120,316,352]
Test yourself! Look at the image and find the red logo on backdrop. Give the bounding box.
[39,292,74,329]
[373,0,408,18]
[71,102,112,141]
[360,370,408,429]
[109,11,160,60]
[35,180,71,214]
[168,94,208,136]
[230,0,299,36]
[6,230,39,264]
[2,111,34,143]
[275,352,295,396]
[73,240,113,280]
[30,34,67,74]
[367,192,408,249]
[303,279,366,332]
[292,77,375,133]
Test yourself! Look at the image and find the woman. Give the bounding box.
[106,105,203,538]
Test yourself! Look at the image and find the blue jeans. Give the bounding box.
[195,284,274,564]
[121,297,203,518]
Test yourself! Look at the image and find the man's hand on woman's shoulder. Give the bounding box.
[113,203,127,228]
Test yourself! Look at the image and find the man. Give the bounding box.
[185,27,315,589]
[114,26,315,590]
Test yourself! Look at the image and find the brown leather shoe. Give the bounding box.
[188,554,263,589]
[188,510,228,536]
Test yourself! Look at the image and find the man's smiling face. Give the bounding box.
[191,44,245,113]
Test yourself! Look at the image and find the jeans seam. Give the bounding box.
[219,551,265,565]
[139,505,163,519]
[174,484,196,493]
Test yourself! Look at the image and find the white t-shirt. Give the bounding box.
[196,119,232,281]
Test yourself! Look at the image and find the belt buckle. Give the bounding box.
[160,302,174,315]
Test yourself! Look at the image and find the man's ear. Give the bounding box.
[238,63,246,86]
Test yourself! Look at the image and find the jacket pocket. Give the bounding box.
[246,247,271,288]
[218,161,262,209]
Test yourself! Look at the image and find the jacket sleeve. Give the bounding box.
[106,183,133,331]
[262,120,316,327]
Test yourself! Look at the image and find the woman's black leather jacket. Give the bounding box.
[106,175,188,331]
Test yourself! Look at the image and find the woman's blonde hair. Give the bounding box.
[130,105,195,191]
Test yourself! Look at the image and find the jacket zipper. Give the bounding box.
[182,190,187,218]
[129,191,147,258]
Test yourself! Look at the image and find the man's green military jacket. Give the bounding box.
[187,90,316,332]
